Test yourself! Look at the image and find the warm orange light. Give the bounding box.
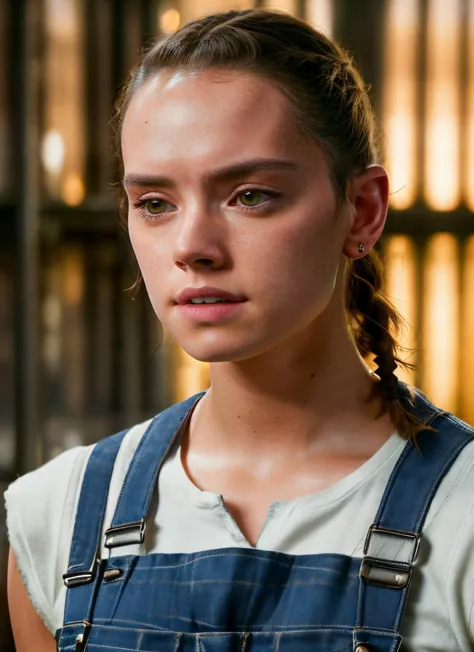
[461,236,474,425]
[422,234,460,411]
[383,236,417,385]
[179,0,254,23]
[62,248,84,306]
[424,0,462,210]
[383,0,419,209]
[262,0,297,13]
[466,0,474,210]
[43,267,63,374]
[62,173,85,206]
[173,346,210,403]
[306,0,333,37]
[44,0,86,202]
[159,8,181,33]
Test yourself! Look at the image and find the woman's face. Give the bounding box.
[122,69,353,363]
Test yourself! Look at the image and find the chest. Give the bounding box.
[182,452,371,546]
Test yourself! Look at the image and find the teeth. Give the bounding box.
[189,297,230,304]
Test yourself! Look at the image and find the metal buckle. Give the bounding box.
[360,525,420,589]
[363,525,420,563]
[104,519,146,549]
[63,550,99,588]
[360,557,412,588]
[63,571,94,588]
[75,621,91,652]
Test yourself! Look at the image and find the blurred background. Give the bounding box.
[0,0,473,647]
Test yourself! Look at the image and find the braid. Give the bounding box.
[347,249,428,440]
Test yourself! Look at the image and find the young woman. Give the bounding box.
[6,8,474,652]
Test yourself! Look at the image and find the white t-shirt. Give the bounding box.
[5,414,474,651]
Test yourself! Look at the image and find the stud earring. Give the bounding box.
[358,243,365,253]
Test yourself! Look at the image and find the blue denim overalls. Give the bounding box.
[56,383,474,652]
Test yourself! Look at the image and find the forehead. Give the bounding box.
[121,69,310,171]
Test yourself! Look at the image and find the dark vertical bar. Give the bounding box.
[125,0,144,71]
[413,0,429,391]
[142,0,156,45]
[110,0,126,428]
[12,0,43,473]
[296,0,305,19]
[333,0,387,119]
[119,268,143,425]
[415,0,428,206]
[111,0,125,95]
[414,234,428,389]
[84,0,113,195]
[458,235,467,420]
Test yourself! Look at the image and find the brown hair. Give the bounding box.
[114,8,425,439]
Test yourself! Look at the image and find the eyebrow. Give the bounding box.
[122,158,299,189]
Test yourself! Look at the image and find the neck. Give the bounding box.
[187,296,392,465]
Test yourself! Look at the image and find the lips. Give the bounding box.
[176,286,247,305]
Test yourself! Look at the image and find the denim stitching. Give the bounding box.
[135,631,143,651]
[393,585,408,631]
[354,628,399,636]
[355,567,365,628]
[90,620,356,633]
[112,396,204,529]
[273,632,281,652]
[423,445,474,533]
[111,417,158,526]
[414,434,474,532]
[173,633,182,652]
[130,552,359,573]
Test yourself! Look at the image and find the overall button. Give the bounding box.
[355,646,370,652]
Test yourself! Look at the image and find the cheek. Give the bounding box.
[258,213,343,308]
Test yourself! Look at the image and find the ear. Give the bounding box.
[342,165,389,259]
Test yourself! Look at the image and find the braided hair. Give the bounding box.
[348,251,426,439]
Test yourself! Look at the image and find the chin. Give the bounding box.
[181,347,246,364]
[179,338,264,364]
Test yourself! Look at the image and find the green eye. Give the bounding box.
[145,199,167,214]
[238,190,265,207]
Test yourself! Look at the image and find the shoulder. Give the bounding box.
[3,417,153,634]
[412,404,474,647]
[424,410,474,527]
[411,386,474,531]
[4,443,93,632]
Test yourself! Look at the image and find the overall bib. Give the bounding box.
[56,384,473,652]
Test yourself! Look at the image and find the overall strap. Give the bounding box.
[103,391,206,550]
[63,427,129,585]
[59,427,129,650]
[355,383,474,647]
[59,394,205,649]
[374,389,469,533]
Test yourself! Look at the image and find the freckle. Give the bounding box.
[253,430,257,433]
[303,400,307,404]
[237,416,240,419]
[310,373,315,378]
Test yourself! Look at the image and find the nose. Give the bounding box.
[172,206,228,271]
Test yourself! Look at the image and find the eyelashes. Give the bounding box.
[130,187,281,222]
